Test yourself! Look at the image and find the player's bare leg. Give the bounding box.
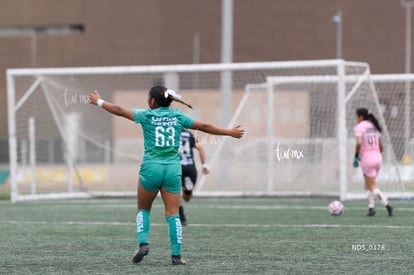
[182,192,192,202]
[364,176,376,216]
[179,177,194,225]
[365,176,393,217]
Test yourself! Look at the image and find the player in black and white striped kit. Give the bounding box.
[179,129,209,225]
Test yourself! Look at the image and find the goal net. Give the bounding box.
[370,74,414,188]
[6,60,411,202]
[264,70,412,200]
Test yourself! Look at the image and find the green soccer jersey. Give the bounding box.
[132,107,195,164]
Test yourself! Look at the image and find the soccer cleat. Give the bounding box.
[132,244,149,264]
[366,208,376,217]
[172,255,186,265]
[386,204,394,217]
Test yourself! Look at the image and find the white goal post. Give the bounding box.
[6,60,413,202]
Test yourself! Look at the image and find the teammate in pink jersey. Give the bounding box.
[353,108,393,217]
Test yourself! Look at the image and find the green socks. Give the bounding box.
[136,211,182,256]
[136,210,150,245]
[166,214,182,256]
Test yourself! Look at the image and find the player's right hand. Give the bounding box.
[88,90,101,105]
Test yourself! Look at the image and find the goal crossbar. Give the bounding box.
[7,59,367,77]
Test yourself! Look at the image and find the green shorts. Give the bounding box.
[139,162,182,193]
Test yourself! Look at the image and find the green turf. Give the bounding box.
[0,191,10,200]
[0,197,413,274]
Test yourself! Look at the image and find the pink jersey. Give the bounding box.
[354,120,382,177]
[354,120,381,157]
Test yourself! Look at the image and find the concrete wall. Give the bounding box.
[0,0,409,162]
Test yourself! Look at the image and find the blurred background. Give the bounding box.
[0,0,412,199]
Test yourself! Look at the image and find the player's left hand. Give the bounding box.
[88,90,101,105]
[230,125,245,139]
[202,167,210,175]
[353,155,360,168]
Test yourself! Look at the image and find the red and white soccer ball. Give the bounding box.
[328,200,344,216]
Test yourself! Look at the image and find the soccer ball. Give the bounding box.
[328,200,344,216]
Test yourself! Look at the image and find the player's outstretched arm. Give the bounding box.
[190,121,244,139]
[194,142,209,174]
[88,90,134,121]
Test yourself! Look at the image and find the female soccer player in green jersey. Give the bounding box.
[88,86,244,265]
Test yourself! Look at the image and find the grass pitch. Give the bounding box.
[0,197,413,274]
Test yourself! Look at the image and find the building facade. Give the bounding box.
[0,0,409,162]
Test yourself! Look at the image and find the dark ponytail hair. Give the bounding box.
[149,86,172,107]
[149,86,192,109]
[356,107,382,133]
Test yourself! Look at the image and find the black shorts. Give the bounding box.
[182,165,197,195]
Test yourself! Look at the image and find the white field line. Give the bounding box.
[2,220,414,229]
[201,205,414,211]
[67,203,414,212]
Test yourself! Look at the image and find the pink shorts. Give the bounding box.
[360,153,382,178]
